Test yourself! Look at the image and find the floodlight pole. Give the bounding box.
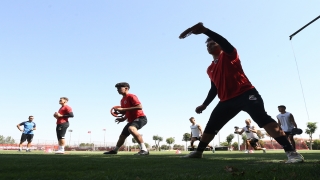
[103,129,106,147]
[68,129,73,146]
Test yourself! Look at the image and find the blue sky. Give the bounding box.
[1,1,319,147]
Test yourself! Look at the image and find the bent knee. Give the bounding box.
[128,126,137,133]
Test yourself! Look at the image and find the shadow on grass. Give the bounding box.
[0,151,319,180]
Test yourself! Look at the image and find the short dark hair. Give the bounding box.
[29,115,33,118]
[205,38,212,43]
[189,117,195,120]
[61,97,69,101]
[278,105,286,109]
[205,38,217,44]
[115,82,130,89]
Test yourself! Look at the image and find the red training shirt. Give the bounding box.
[121,94,145,123]
[57,105,73,124]
[207,49,254,102]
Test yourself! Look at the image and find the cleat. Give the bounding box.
[262,148,266,153]
[103,150,117,155]
[18,149,22,152]
[134,150,149,155]
[55,150,65,154]
[26,149,31,152]
[285,151,304,163]
[181,151,203,158]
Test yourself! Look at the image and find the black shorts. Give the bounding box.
[249,138,259,147]
[20,134,34,142]
[191,137,201,141]
[56,122,69,140]
[204,88,276,134]
[121,116,147,137]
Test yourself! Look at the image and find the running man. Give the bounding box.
[277,105,298,150]
[189,117,213,151]
[103,82,149,155]
[53,97,74,154]
[17,115,36,152]
[235,119,266,153]
[179,22,303,163]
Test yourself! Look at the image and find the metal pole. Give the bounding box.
[237,134,240,151]
[103,129,106,147]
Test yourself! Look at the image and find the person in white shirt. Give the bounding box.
[189,117,213,151]
[277,105,298,150]
[235,119,266,153]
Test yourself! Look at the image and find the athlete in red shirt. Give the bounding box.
[103,82,149,155]
[179,23,303,163]
[53,97,74,154]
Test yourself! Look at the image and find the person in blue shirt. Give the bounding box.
[16,116,36,152]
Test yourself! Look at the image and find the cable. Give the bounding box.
[290,41,310,120]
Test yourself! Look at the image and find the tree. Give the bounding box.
[242,134,247,150]
[226,134,234,147]
[173,144,185,151]
[305,122,317,150]
[182,133,191,151]
[160,144,169,150]
[256,130,265,139]
[153,135,158,149]
[313,139,320,150]
[220,141,229,146]
[0,135,15,144]
[0,135,4,144]
[145,143,150,148]
[232,142,239,150]
[153,135,163,151]
[166,137,175,150]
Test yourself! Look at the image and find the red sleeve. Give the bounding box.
[66,106,73,113]
[129,95,141,106]
[224,48,238,60]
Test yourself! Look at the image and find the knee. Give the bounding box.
[128,126,137,133]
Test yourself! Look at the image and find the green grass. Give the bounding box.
[0,150,320,180]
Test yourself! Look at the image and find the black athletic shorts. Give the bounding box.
[191,137,201,141]
[204,88,276,134]
[249,138,259,147]
[56,122,69,140]
[121,116,147,137]
[20,134,34,142]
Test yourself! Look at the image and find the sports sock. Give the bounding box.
[274,136,294,152]
[113,146,120,152]
[61,146,65,151]
[196,141,209,152]
[140,143,147,151]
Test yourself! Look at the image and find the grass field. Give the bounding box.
[0,150,319,180]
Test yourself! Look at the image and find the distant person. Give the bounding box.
[17,115,36,152]
[103,82,149,155]
[235,119,266,153]
[277,105,298,150]
[53,97,74,154]
[189,117,213,151]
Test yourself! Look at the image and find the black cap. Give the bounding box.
[278,105,286,108]
[115,82,130,89]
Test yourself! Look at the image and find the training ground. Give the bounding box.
[0,150,319,180]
